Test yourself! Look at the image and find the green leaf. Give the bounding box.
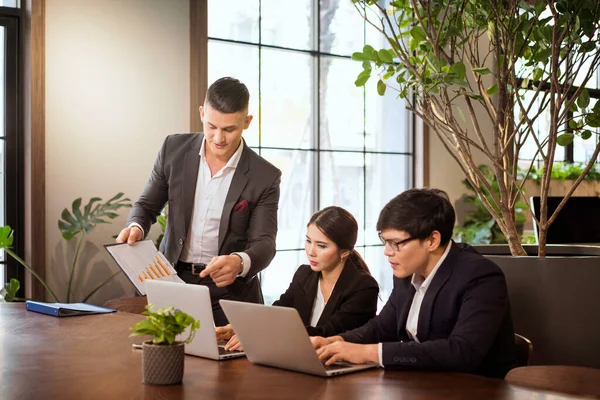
[473,67,492,75]
[362,61,371,70]
[362,44,375,56]
[581,130,593,140]
[351,52,371,62]
[377,79,386,96]
[586,114,600,128]
[1,278,20,302]
[410,26,427,42]
[577,88,590,109]
[378,49,393,63]
[451,62,466,80]
[556,133,574,146]
[0,226,14,249]
[354,69,371,87]
[533,67,544,82]
[486,84,499,96]
[466,93,484,101]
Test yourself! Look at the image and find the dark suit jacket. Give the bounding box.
[127,133,281,303]
[272,262,379,337]
[340,242,516,378]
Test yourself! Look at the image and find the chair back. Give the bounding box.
[103,296,148,314]
[514,333,533,367]
[505,365,600,398]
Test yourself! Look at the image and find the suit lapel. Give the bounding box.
[316,263,354,326]
[397,281,416,341]
[181,135,203,238]
[416,242,457,342]
[218,141,249,252]
[299,270,320,325]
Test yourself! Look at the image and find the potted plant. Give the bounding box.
[350,0,600,367]
[0,193,131,303]
[130,304,200,385]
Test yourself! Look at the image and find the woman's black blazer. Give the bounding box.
[272,261,379,337]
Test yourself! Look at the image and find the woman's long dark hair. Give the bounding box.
[308,206,371,275]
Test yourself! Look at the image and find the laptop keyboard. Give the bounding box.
[218,346,242,355]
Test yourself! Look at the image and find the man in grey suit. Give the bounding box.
[116,77,281,326]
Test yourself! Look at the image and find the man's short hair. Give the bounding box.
[205,77,250,113]
[376,188,456,245]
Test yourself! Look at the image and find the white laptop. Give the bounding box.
[219,300,378,377]
[144,280,245,360]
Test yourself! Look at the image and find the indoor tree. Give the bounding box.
[351,0,600,256]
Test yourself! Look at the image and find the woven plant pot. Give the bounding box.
[142,341,185,385]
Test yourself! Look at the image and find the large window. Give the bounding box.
[0,6,21,296]
[207,0,413,304]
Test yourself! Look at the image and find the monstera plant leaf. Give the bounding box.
[1,278,20,302]
[58,193,132,240]
[0,225,14,249]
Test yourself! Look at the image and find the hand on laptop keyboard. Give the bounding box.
[224,334,243,352]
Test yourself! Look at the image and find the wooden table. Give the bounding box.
[0,303,589,400]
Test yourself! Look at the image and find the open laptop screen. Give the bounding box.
[530,196,600,244]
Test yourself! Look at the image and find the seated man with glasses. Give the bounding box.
[311,188,517,378]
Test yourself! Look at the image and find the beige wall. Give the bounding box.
[45,0,189,304]
[427,39,496,219]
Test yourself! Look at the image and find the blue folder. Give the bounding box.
[25,301,116,317]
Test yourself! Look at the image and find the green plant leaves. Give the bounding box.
[351,52,371,62]
[486,84,499,96]
[473,67,492,75]
[377,79,387,96]
[378,49,394,63]
[577,88,590,109]
[556,133,575,146]
[0,278,20,302]
[130,305,200,345]
[58,193,132,241]
[410,26,427,42]
[451,62,466,80]
[0,226,14,249]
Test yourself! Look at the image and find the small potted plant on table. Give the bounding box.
[130,304,200,385]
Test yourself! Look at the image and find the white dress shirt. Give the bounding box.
[132,138,251,277]
[377,241,452,366]
[179,139,251,277]
[310,279,335,327]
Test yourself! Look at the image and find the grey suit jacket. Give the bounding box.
[127,133,281,303]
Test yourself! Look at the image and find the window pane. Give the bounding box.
[319,151,365,246]
[260,149,314,250]
[320,0,363,56]
[573,98,600,163]
[516,90,565,167]
[365,78,411,153]
[207,0,259,43]
[261,49,313,149]
[262,0,312,50]
[261,250,305,306]
[320,57,364,150]
[365,154,412,245]
[208,40,259,146]
[0,0,17,7]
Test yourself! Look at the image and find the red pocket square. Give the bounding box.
[233,199,249,212]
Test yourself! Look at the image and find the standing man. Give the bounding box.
[312,188,516,378]
[116,77,281,326]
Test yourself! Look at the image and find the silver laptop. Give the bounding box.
[144,280,245,360]
[219,300,377,377]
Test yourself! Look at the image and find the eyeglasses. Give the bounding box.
[378,234,418,251]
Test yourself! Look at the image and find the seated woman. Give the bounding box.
[217,206,379,350]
